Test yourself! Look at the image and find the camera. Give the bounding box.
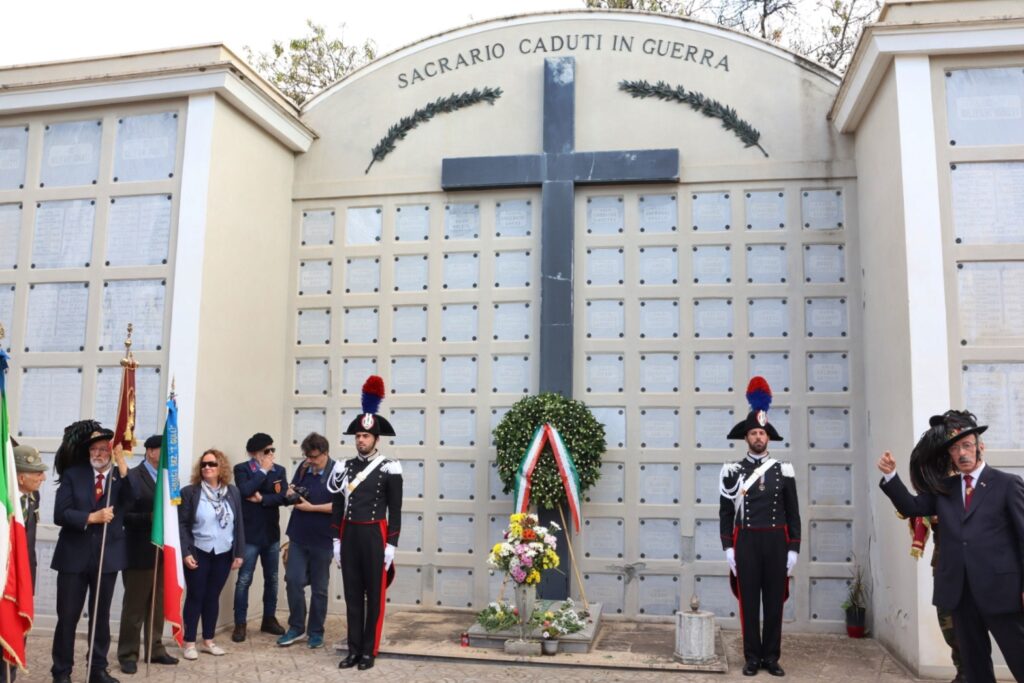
[285,485,311,504]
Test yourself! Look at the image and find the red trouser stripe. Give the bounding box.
[372,520,389,656]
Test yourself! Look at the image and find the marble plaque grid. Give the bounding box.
[105,194,172,267]
[957,262,1024,341]
[387,568,423,605]
[952,162,1024,244]
[639,299,679,339]
[293,408,326,443]
[694,465,722,504]
[488,515,506,548]
[0,287,14,346]
[808,407,851,449]
[441,303,478,342]
[810,578,849,621]
[694,352,734,393]
[391,356,427,394]
[745,190,786,230]
[807,352,850,393]
[638,407,679,448]
[491,354,531,394]
[749,352,790,392]
[804,244,846,283]
[591,407,626,448]
[809,464,852,506]
[586,195,624,234]
[586,247,624,286]
[445,202,480,240]
[0,125,28,190]
[495,199,532,237]
[771,407,792,448]
[393,254,429,291]
[301,209,334,246]
[294,358,330,396]
[345,257,380,294]
[639,193,677,233]
[802,189,844,230]
[403,461,425,499]
[438,461,476,501]
[434,567,474,608]
[389,408,426,446]
[691,191,730,231]
[692,245,731,284]
[810,520,853,563]
[638,246,678,285]
[32,198,95,268]
[583,517,625,559]
[113,111,178,183]
[95,366,161,439]
[494,250,531,288]
[441,355,477,394]
[586,353,624,393]
[638,575,679,615]
[443,252,479,289]
[489,461,512,501]
[299,259,332,296]
[492,302,530,340]
[693,298,733,339]
[0,203,20,269]
[297,308,330,345]
[392,305,428,343]
[805,297,848,338]
[340,358,377,395]
[100,279,166,351]
[586,299,624,339]
[400,512,424,551]
[695,408,735,450]
[346,206,383,245]
[25,282,88,352]
[583,573,625,614]
[342,307,378,344]
[696,575,736,618]
[639,353,679,393]
[694,518,721,560]
[40,119,101,187]
[395,204,430,242]
[746,244,788,284]
[638,463,680,505]
[962,363,1024,448]
[489,407,510,447]
[586,461,624,504]
[945,67,1024,147]
[437,513,475,552]
[439,407,475,447]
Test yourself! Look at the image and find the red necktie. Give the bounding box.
[95,472,105,502]
[964,474,974,510]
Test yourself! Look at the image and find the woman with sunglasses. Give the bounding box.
[178,449,245,660]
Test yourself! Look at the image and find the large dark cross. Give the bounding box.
[442,56,679,599]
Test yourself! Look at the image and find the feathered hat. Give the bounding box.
[54,419,115,478]
[726,376,783,441]
[908,422,954,497]
[343,375,396,437]
[931,409,987,451]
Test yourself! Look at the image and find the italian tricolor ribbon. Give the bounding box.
[512,423,582,532]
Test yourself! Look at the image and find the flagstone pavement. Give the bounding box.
[15,612,969,683]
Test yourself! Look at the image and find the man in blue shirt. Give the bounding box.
[277,432,337,650]
[232,433,288,642]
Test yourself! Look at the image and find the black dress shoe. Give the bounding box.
[742,659,760,676]
[357,656,375,670]
[53,675,72,683]
[151,654,178,665]
[89,669,121,683]
[763,660,785,677]
[338,654,360,669]
[118,660,136,675]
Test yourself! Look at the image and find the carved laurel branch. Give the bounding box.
[618,79,768,158]
[365,86,503,174]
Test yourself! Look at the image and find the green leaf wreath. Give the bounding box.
[494,393,605,510]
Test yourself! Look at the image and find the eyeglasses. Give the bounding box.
[304,451,324,459]
[948,440,978,455]
[200,461,218,469]
[262,447,276,455]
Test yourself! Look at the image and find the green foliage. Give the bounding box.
[841,562,868,610]
[476,599,520,632]
[494,393,605,510]
[529,598,588,638]
[244,20,376,105]
[365,87,502,173]
[619,79,768,157]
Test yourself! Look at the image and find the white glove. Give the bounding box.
[384,543,396,570]
[725,547,736,575]
[787,550,798,575]
[332,538,341,568]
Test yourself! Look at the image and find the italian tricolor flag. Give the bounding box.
[151,395,185,647]
[0,349,32,671]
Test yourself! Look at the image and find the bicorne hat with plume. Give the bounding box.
[726,376,783,441]
[343,375,396,437]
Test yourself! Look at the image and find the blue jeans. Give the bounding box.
[284,541,332,637]
[233,541,280,624]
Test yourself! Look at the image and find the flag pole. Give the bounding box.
[557,505,590,613]
[145,546,159,677]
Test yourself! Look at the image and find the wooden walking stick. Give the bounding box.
[557,505,590,613]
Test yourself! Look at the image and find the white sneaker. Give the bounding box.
[201,642,226,656]
[183,645,198,661]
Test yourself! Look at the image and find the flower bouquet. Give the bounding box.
[475,600,519,632]
[528,598,587,654]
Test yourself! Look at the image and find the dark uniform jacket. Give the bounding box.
[330,455,403,547]
[21,491,39,586]
[123,462,159,570]
[51,463,134,573]
[719,455,801,551]
[234,460,289,547]
[177,483,246,560]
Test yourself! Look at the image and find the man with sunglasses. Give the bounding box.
[231,433,289,642]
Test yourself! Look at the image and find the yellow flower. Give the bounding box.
[492,542,503,555]
[527,569,541,584]
[510,513,526,523]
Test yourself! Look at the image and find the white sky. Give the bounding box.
[0,0,582,68]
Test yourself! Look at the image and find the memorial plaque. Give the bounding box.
[639,193,677,233]
[808,407,851,449]
[695,575,736,618]
[439,407,475,447]
[388,569,423,605]
[37,455,60,525]
[445,202,480,240]
[299,259,332,296]
[805,297,848,338]
[392,305,428,343]
[749,352,790,392]
[342,307,378,344]
[639,299,679,339]
[393,254,429,292]
[771,407,792,448]
[583,517,624,559]
[586,247,624,286]
[584,573,625,614]
[345,257,380,294]
[694,352,734,393]
[639,463,680,505]
[25,282,89,352]
[19,367,82,437]
[746,244,788,284]
[389,408,426,446]
[586,353,624,394]
[301,209,334,246]
[294,358,330,396]
[586,195,624,234]
[492,302,531,341]
[0,125,28,190]
[494,250,531,288]
[297,308,331,345]
[0,287,14,345]
[638,408,679,448]
[438,461,476,501]
[492,354,531,394]
[434,567,475,608]
[809,464,852,506]
[391,356,427,395]
[802,189,844,230]
[441,303,478,342]
[95,366,161,439]
[395,204,430,242]
[341,358,376,395]
[804,244,845,283]
[101,279,165,351]
[810,578,849,621]
[952,162,1024,244]
[346,206,383,245]
[784,579,796,622]
[586,462,624,504]
[338,409,357,445]
[810,520,853,563]
[694,464,722,504]
[692,245,731,284]
[490,407,510,446]
[638,246,678,285]
[293,408,325,443]
[958,262,1024,341]
[40,119,101,187]
[807,352,849,393]
[113,112,178,183]
[946,67,1024,147]
[586,299,624,339]
[441,355,477,394]
[489,515,507,549]
[695,408,735,450]
[437,513,475,553]
[36,541,58,614]
[693,298,733,339]
[694,519,721,560]
[443,252,479,289]
[962,363,1024,448]
[403,460,425,499]
[638,574,679,615]
[592,407,626,448]
[489,461,512,501]
[691,192,730,232]
[32,199,95,268]
[495,199,532,238]
[0,204,20,269]
[639,353,679,393]
[106,194,172,267]
[745,190,786,231]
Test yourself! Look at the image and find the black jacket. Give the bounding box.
[51,463,134,573]
[330,455,403,547]
[719,455,801,552]
[233,460,289,547]
[177,483,246,560]
[123,463,159,570]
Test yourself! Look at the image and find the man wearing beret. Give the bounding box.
[231,432,288,641]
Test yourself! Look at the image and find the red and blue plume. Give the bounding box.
[361,375,385,415]
[746,376,772,413]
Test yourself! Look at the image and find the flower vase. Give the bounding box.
[513,582,535,641]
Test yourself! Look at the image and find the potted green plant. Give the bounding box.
[842,563,868,638]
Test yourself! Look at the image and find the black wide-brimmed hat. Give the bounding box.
[727,377,783,441]
[343,375,396,437]
[930,409,988,451]
[54,420,114,477]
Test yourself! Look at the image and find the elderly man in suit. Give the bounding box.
[878,410,1024,683]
